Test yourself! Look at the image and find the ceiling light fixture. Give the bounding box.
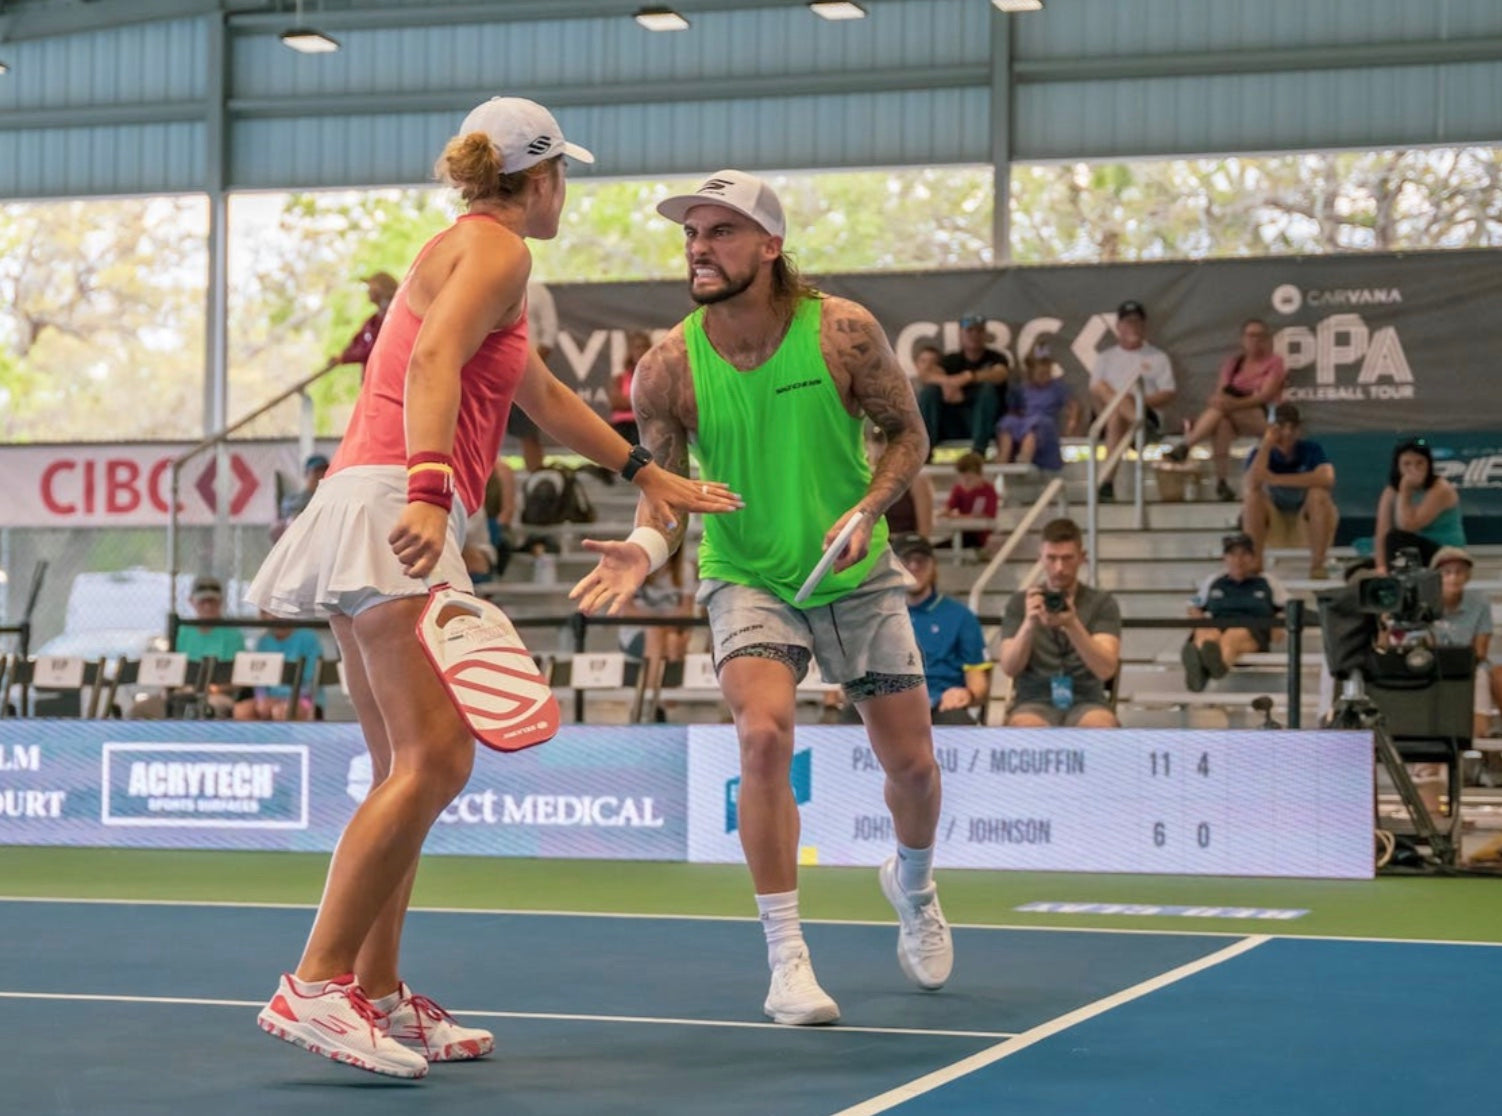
[809,1,868,19]
[991,0,1044,12]
[280,0,340,54]
[634,7,691,32]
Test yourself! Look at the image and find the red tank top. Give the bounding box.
[329,216,531,514]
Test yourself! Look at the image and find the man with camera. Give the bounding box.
[997,518,1121,727]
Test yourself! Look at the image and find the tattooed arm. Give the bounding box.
[823,297,929,519]
[630,334,694,556]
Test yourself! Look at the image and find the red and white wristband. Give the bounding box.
[407,452,455,512]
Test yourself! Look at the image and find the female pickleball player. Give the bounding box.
[246,97,741,1078]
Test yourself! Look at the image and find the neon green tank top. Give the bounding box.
[686,297,887,608]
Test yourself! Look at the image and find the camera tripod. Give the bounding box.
[1327,670,1457,869]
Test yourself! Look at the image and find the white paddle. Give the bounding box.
[416,583,559,753]
[794,512,866,605]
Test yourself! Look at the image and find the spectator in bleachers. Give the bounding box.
[936,452,997,551]
[482,458,517,579]
[234,612,324,721]
[609,331,653,446]
[997,517,1121,727]
[507,279,558,473]
[995,333,1078,477]
[318,271,398,382]
[271,453,331,542]
[1180,532,1287,692]
[917,316,1010,460]
[1088,300,1177,501]
[1374,437,1465,573]
[1424,547,1496,741]
[894,533,992,725]
[174,576,247,718]
[1164,318,1286,502]
[1241,403,1338,578]
[868,424,934,539]
[912,342,942,386]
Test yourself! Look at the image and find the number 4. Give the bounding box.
[1197,752,1210,777]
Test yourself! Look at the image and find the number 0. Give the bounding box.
[1197,822,1211,848]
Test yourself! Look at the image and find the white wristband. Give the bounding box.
[625,526,671,574]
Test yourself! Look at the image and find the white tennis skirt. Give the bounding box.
[245,465,472,619]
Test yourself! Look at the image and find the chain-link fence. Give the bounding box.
[0,523,276,658]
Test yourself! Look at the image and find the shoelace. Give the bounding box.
[401,992,460,1049]
[342,985,384,1040]
[904,899,949,953]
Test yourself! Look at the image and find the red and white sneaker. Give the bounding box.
[257,973,429,1079]
[379,983,494,1062]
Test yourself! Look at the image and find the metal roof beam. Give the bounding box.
[1015,36,1502,83]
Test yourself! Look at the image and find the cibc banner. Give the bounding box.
[0,721,686,860]
[542,249,1502,437]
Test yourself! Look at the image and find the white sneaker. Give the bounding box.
[257,973,429,1079]
[763,943,840,1026]
[879,857,954,991]
[380,982,495,1062]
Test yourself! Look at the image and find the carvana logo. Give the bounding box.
[725,747,811,833]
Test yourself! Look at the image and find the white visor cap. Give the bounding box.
[458,97,594,172]
[656,169,786,239]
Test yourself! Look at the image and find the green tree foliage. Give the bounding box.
[0,152,1497,443]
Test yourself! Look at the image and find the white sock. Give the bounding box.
[896,842,935,894]
[370,989,402,1014]
[755,889,805,969]
[288,974,337,997]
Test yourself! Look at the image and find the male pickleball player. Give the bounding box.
[570,170,953,1024]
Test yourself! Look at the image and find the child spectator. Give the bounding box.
[995,334,1078,475]
[937,451,997,550]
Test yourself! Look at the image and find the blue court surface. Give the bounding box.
[0,900,1494,1115]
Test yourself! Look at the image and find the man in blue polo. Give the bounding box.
[894,533,992,724]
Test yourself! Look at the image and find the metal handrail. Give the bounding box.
[1085,372,1146,584]
[966,476,1066,615]
[166,363,337,615]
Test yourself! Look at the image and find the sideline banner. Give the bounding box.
[0,721,685,860]
[543,249,1502,437]
[0,439,336,529]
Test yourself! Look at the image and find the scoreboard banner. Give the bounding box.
[685,725,1374,879]
[0,721,1374,879]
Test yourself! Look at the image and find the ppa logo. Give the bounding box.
[1269,281,1414,404]
[725,748,810,833]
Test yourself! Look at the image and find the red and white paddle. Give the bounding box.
[416,583,559,753]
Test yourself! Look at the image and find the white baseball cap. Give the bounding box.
[458,97,594,172]
[656,169,786,239]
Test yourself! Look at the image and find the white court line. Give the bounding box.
[829,934,1272,1116]
[1,895,1500,948]
[0,990,1013,1040]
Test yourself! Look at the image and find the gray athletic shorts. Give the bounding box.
[696,551,925,702]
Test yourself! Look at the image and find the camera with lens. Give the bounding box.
[1042,589,1068,614]
[1356,547,1442,624]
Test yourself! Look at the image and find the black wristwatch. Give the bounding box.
[621,444,654,483]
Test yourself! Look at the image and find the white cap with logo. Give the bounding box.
[656,169,786,239]
[458,97,595,172]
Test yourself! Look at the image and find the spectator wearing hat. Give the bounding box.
[174,576,248,718]
[271,453,331,542]
[1426,547,1497,740]
[1242,403,1338,578]
[1088,300,1177,500]
[320,272,399,381]
[1164,318,1286,502]
[895,534,992,724]
[917,316,1011,459]
[1181,533,1287,692]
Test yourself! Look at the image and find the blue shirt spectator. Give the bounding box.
[1245,437,1328,511]
[254,625,324,702]
[894,533,991,724]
